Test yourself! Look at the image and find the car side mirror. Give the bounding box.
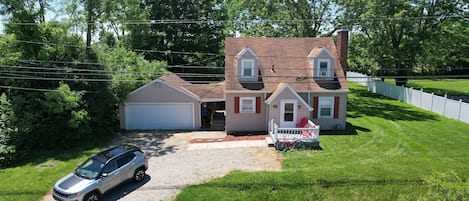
[101,173,109,178]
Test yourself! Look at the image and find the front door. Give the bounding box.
[280,99,297,128]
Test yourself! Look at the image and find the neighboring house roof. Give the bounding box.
[158,73,225,102]
[225,37,348,92]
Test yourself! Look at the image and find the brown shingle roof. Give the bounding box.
[183,82,225,101]
[225,37,348,92]
[159,74,225,101]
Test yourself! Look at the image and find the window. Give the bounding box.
[317,59,330,77]
[318,97,334,118]
[102,160,118,174]
[241,59,255,77]
[240,97,255,113]
[117,153,135,168]
[283,103,294,122]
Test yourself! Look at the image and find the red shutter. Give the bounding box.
[234,96,240,113]
[256,97,261,113]
[313,96,318,118]
[334,96,339,119]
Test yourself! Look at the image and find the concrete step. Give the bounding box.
[265,136,274,147]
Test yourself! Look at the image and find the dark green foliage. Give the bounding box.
[38,83,90,147]
[224,0,336,37]
[0,93,17,166]
[340,0,468,85]
[124,0,226,82]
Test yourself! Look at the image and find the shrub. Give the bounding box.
[424,170,469,201]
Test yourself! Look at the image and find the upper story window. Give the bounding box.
[236,48,258,82]
[317,59,331,77]
[241,59,255,77]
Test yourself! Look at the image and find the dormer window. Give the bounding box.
[318,59,330,77]
[241,59,255,77]
[236,48,258,82]
[308,47,334,80]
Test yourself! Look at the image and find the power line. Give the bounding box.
[0,15,465,26]
[0,85,94,93]
[0,73,468,83]
[0,37,225,57]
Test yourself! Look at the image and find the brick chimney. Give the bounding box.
[337,26,348,77]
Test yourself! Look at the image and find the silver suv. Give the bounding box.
[52,144,149,201]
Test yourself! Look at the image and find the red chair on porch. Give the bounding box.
[296,117,309,128]
[297,117,312,137]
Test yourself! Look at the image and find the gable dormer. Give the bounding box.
[308,47,335,80]
[236,47,259,82]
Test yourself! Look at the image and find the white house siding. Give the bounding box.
[225,93,266,133]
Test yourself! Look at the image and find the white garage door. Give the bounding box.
[125,103,194,130]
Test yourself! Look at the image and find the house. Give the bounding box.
[225,30,349,133]
[120,29,349,131]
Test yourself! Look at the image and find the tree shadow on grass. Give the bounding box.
[10,130,182,168]
[9,134,117,168]
[321,122,371,136]
[348,87,439,121]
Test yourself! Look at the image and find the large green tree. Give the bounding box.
[224,0,337,37]
[124,0,226,82]
[339,0,467,85]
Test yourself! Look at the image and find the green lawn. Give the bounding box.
[176,83,469,201]
[0,140,111,201]
[386,79,469,96]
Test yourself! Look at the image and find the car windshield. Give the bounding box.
[74,157,105,180]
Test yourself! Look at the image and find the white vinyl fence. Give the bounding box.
[347,71,469,124]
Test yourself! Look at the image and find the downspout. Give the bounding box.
[308,91,311,119]
[265,92,269,131]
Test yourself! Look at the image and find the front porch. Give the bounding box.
[268,119,320,149]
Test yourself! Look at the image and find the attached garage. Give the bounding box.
[125,103,194,130]
[120,73,225,130]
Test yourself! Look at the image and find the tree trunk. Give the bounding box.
[85,0,94,56]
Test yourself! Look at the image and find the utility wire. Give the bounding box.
[1,62,468,75]
[0,84,92,93]
[0,73,468,83]
[0,15,465,26]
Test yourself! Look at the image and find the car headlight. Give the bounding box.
[68,192,81,198]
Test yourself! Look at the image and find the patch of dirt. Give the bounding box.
[36,160,62,169]
[248,147,283,171]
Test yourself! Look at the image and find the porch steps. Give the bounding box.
[265,136,274,147]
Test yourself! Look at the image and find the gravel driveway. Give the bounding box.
[45,131,282,201]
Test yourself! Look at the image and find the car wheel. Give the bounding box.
[134,168,146,182]
[83,191,100,201]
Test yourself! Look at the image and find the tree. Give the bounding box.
[126,0,226,81]
[417,19,469,75]
[0,93,17,167]
[39,83,90,147]
[224,0,337,37]
[95,45,168,103]
[338,0,467,86]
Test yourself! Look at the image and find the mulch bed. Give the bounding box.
[190,134,269,143]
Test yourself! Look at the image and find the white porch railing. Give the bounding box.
[268,119,320,143]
